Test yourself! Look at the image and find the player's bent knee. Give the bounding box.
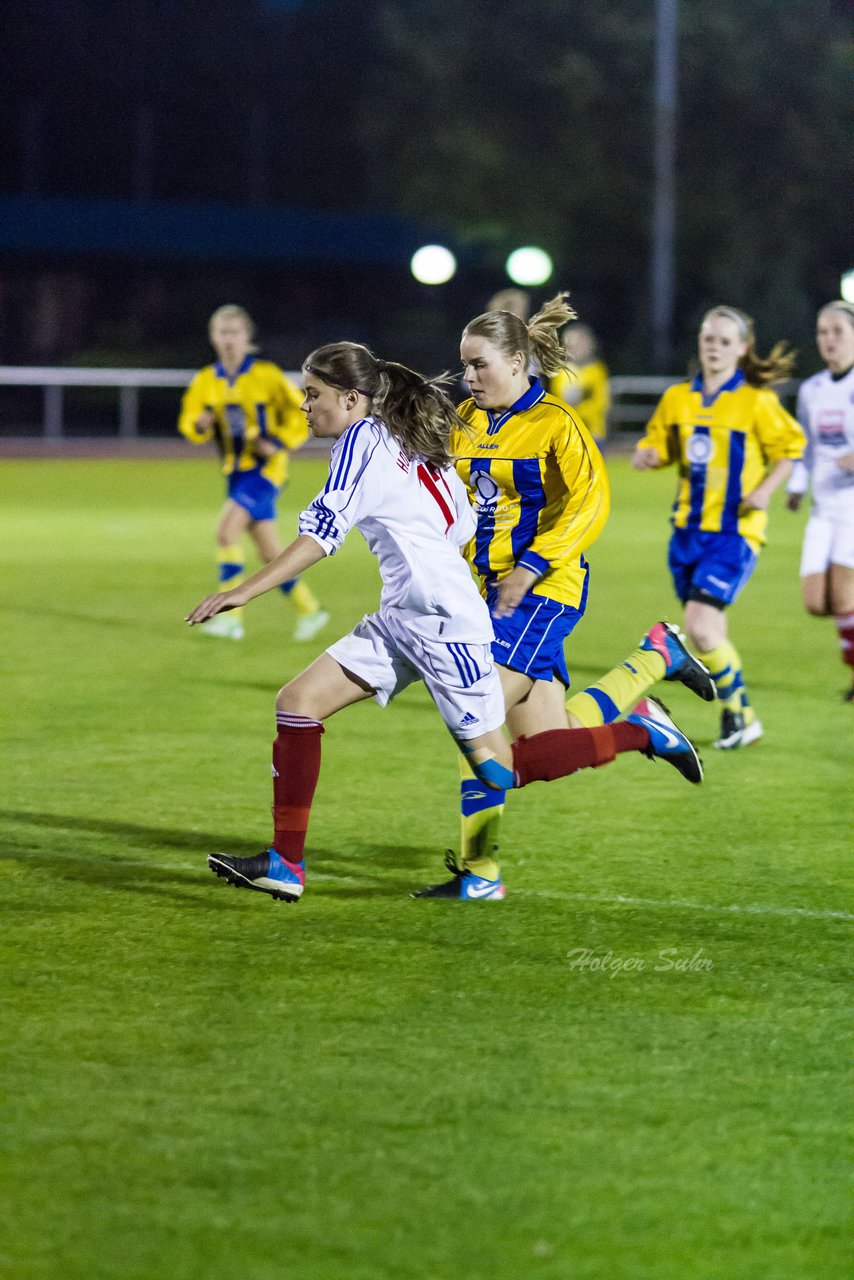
[275,684,310,715]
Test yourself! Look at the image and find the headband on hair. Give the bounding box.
[709,307,751,340]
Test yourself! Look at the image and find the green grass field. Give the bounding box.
[1,456,850,1280]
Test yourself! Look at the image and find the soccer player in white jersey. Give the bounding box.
[186,342,704,903]
[786,301,854,699]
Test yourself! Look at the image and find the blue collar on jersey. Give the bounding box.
[215,354,255,386]
[691,367,746,407]
[485,377,546,435]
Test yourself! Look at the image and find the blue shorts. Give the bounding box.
[487,571,588,684]
[668,528,759,607]
[227,470,279,523]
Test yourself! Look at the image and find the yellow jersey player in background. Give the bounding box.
[634,305,805,748]
[178,305,329,642]
[415,294,716,900]
[551,321,610,445]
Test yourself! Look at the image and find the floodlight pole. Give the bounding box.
[651,0,677,372]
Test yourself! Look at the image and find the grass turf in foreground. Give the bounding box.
[1,458,850,1280]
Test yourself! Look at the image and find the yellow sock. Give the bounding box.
[566,646,666,727]
[699,640,748,714]
[217,546,244,621]
[287,578,320,616]
[459,755,503,881]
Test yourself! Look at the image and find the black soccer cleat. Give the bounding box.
[640,621,717,702]
[207,849,304,902]
[626,696,704,784]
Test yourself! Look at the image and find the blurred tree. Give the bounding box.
[363,0,851,370]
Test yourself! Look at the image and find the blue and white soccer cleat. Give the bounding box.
[640,621,716,702]
[207,848,305,902]
[626,696,704,784]
[411,851,506,900]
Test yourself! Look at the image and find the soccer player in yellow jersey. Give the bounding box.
[634,305,806,748]
[415,295,717,899]
[551,322,610,444]
[178,305,329,642]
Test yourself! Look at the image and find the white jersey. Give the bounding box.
[787,366,854,521]
[298,416,492,643]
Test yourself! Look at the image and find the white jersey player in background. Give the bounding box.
[186,341,702,904]
[786,301,854,700]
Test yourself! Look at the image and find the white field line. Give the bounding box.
[512,888,853,922]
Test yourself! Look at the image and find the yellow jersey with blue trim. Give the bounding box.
[638,371,805,546]
[550,360,610,440]
[453,379,611,608]
[178,356,308,487]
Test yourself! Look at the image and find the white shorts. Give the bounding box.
[800,515,854,577]
[326,611,506,740]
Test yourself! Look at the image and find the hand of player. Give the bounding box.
[492,566,539,619]
[185,587,246,625]
[195,409,215,432]
[835,451,854,474]
[254,437,278,459]
[739,487,770,514]
[632,446,660,471]
[785,492,802,512]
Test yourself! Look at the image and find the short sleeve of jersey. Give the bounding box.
[638,386,681,465]
[269,368,310,451]
[177,369,214,443]
[753,388,806,464]
[298,420,384,555]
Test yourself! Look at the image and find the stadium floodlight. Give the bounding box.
[841,270,854,304]
[410,245,457,285]
[506,246,553,287]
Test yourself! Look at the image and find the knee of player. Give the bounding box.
[685,618,722,651]
[276,682,309,715]
[468,756,516,791]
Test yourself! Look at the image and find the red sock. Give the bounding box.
[511,722,649,787]
[272,713,324,861]
[835,612,854,675]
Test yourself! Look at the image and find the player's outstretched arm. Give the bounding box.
[632,445,662,470]
[186,534,326,625]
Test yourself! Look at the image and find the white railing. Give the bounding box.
[0,366,200,438]
[0,367,800,438]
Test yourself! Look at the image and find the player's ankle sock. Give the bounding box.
[565,647,666,726]
[512,722,648,786]
[459,755,503,880]
[272,713,324,860]
[218,545,244,586]
[835,611,854,679]
[280,578,321,616]
[216,546,245,620]
[699,639,745,711]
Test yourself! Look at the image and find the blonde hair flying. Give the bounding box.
[703,305,796,386]
[463,292,578,378]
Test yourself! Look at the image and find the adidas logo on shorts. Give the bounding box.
[458,712,479,729]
